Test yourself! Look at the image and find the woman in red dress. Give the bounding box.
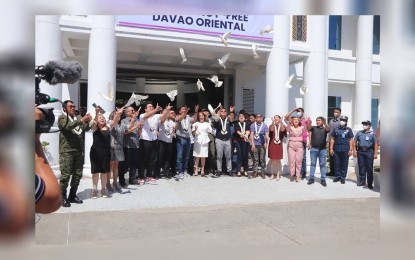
[268,115,286,180]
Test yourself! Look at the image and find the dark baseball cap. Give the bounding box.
[339,115,348,121]
[361,120,372,125]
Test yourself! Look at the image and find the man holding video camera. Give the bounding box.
[59,100,93,207]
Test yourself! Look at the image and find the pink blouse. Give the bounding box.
[286,124,306,142]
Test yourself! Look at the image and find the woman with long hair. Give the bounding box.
[192,111,213,177]
[107,107,125,192]
[234,113,250,177]
[268,115,286,180]
[90,107,111,198]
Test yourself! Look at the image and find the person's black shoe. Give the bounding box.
[307,179,314,185]
[62,195,71,207]
[357,182,365,187]
[341,179,346,184]
[367,185,374,190]
[68,195,83,204]
[301,172,306,180]
[333,177,340,182]
[321,180,327,187]
[129,179,139,185]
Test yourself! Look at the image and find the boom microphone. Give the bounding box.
[35,60,83,85]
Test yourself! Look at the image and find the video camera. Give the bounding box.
[35,60,83,133]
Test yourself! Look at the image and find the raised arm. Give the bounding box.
[160,103,172,124]
[322,117,330,132]
[284,108,297,121]
[109,107,124,129]
[176,106,189,122]
[143,103,162,120]
[193,105,199,123]
[229,106,235,122]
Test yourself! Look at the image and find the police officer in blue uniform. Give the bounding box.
[353,120,379,189]
[329,116,354,184]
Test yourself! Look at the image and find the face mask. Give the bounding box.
[296,112,302,117]
[339,121,346,126]
[334,113,340,117]
[363,125,370,130]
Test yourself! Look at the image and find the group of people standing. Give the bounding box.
[56,100,379,208]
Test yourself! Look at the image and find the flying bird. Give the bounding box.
[207,75,223,88]
[220,31,231,46]
[124,92,149,107]
[197,79,205,91]
[251,44,260,59]
[99,82,115,102]
[260,25,273,35]
[208,103,221,121]
[218,53,230,70]
[300,84,310,96]
[166,90,178,102]
[179,48,187,63]
[285,73,295,88]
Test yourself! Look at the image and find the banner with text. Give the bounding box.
[116,15,274,42]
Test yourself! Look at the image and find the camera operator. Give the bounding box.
[59,100,93,207]
[35,107,62,213]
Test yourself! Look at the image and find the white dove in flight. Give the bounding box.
[208,103,221,121]
[285,73,295,88]
[179,48,187,63]
[99,82,115,102]
[300,84,310,96]
[260,25,273,35]
[218,53,230,70]
[124,92,149,107]
[220,31,231,46]
[166,90,178,102]
[251,44,260,59]
[207,75,223,88]
[197,79,205,91]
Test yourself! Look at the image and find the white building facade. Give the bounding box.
[35,15,380,175]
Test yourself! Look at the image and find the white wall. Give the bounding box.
[235,69,266,115]
[328,58,356,82]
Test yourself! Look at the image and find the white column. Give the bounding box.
[353,15,373,131]
[265,16,290,174]
[61,83,80,107]
[84,15,117,176]
[303,15,329,121]
[265,16,290,121]
[35,15,62,169]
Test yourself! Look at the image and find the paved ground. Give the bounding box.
[51,168,378,213]
[35,197,379,246]
[35,168,379,245]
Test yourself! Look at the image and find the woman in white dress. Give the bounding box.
[192,112,213,177]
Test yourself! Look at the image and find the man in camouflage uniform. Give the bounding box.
[58,100,92,207]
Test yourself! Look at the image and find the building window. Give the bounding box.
[373,15,380,54]
[329,16,342,50]
[242,88,255,114]
[371,99,379,130]
[292,15,307,42]
[327,96,341,122]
